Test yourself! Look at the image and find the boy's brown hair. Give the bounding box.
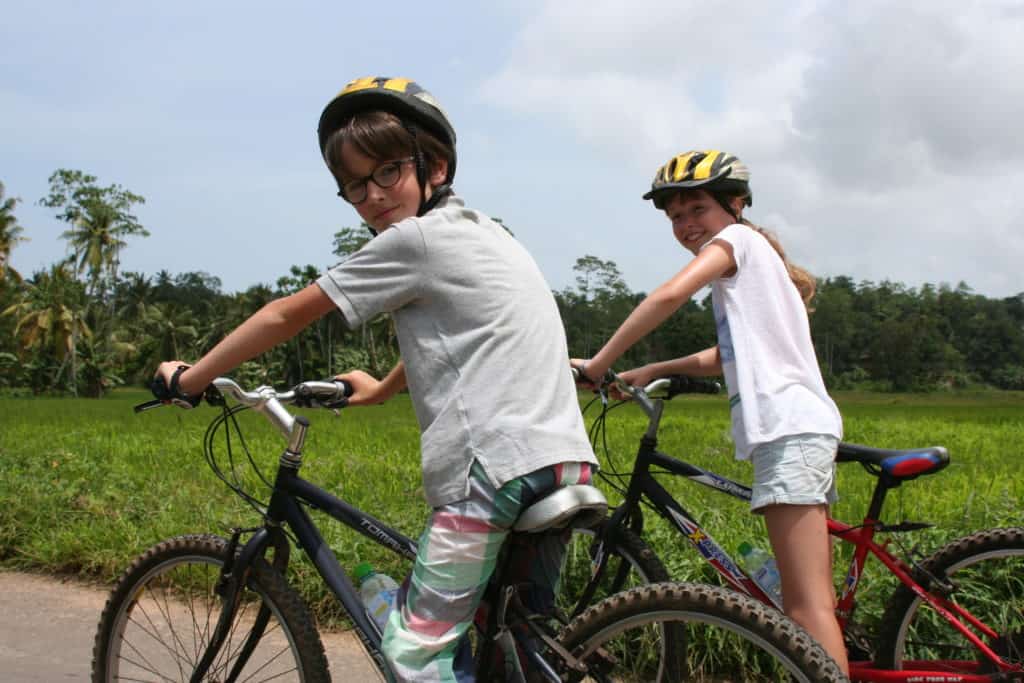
[323,110,454,186]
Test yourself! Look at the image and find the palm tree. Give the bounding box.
[40,169,147,298]
[60,208,128,294]
[0,182,29,281]
[3,262,91,392]
[111,271,153,324]
[77,328,136,397]
[139,302,198,366]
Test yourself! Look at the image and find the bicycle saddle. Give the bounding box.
[513,485,608,533]
[837,442,950,482]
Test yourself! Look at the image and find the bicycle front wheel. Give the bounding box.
[875,526,1024,674]
[556,522,687,680]
[557,520,670,616]
[558,581,846,682]
[92,534,330,683]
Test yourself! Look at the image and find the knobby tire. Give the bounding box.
[91,533,330,683]
[558,581,847,682]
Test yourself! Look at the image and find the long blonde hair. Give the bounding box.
[740,218,816,310]
[669,187,817,310]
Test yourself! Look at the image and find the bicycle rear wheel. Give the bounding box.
[92,534,330,683]
[558,581,846,682]
[875,526,1024,675]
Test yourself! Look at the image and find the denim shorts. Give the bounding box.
[749,433,838,512]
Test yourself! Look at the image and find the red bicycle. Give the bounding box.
[560,371,1024,681]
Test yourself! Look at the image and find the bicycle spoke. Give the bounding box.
[877,528,1024,674]
[113,674,178,683]
[113,648,180,683]
[123,606,194,675]
[94,537,327,682]
[237,645,301,683]
[155,578,200,678]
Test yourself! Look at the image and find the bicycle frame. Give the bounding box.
[192,413,417,683]
[178,379,577,683]
[586,387,1023,682]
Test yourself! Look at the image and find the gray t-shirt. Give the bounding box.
[317,196,596,507]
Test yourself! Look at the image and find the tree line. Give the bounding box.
[2,170,1023,396]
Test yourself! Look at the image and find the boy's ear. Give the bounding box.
[428,158,449,187]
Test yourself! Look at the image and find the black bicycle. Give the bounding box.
[91,376,847,682]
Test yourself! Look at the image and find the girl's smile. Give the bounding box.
[664,191,737,255]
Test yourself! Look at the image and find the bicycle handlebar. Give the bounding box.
[571,366,720,399]
[134,377,354,413]
[136,376,356,445]
[210,377,354,407]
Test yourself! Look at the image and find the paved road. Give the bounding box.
[0,571,382,681]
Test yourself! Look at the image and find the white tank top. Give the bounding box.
[706,224,842,459]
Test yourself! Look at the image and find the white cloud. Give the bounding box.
[481,0,1024,296]
[4,1,1021,298]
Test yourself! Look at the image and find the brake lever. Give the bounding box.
[134,399,165,413]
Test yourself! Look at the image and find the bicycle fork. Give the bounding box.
[189,526,290,683]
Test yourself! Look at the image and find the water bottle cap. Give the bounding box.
[738,541,753,556]
[354,562,374,582]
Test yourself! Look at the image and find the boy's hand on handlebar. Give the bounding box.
[333,370,386,406]
[570,358,603,389]
[152,361,202,409]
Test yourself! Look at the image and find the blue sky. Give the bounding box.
[4,1,1023,298]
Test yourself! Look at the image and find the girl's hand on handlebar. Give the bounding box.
[613,366,655,400]
[333,370,386,406]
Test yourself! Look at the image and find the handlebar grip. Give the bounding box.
[334,379,354,398]
[293,379,354,408]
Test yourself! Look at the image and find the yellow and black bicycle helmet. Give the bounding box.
[318,77,457,219]
[643,150,752,216]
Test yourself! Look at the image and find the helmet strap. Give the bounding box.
[399,120,452,218]
[362,121,452,238]
[402,121,428,216]
[420,182,452,214]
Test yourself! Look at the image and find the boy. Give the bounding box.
[156,76,597,681]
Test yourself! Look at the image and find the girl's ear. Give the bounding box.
[730,196,745,219]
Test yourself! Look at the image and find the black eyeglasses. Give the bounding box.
[338,157,415,204]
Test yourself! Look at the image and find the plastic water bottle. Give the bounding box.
[737,542,783,608]
[355,562,399,632]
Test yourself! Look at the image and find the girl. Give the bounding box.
[156,77,597,682]
[576,149,848,674]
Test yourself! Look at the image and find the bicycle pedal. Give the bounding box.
[585,645,619,674]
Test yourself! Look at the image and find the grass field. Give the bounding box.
[1,387,1022,634]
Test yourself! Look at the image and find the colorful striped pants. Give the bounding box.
[381,460,593,682]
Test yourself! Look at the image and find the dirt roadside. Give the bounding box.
[0,570,382,681]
